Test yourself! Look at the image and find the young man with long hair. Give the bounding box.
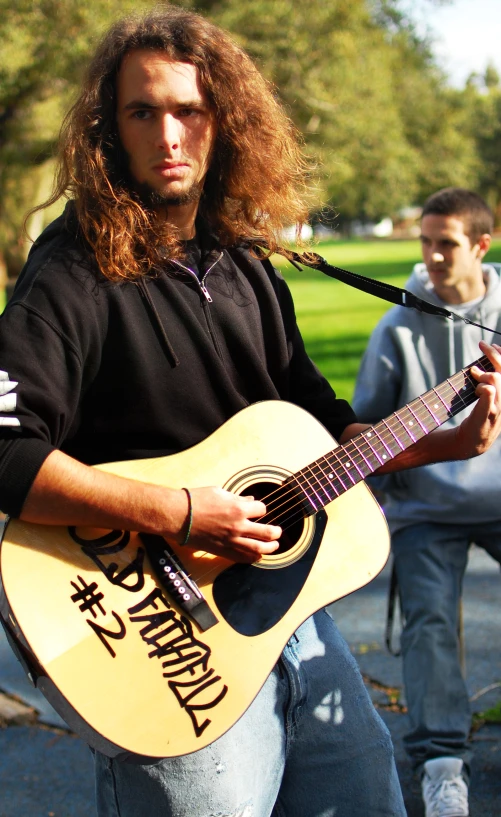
[1,11,501,816]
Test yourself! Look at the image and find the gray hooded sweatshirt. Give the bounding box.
[352,262,501,533]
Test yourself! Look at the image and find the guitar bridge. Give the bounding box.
[139,533,218,632]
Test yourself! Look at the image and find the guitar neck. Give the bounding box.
[292,354,493,513]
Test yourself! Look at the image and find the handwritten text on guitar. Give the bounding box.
[68,527,228,738]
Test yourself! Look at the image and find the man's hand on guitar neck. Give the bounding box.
[341,341,501,474]
[20,450,282,563]
[453,341,501,458]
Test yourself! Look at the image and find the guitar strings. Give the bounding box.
[264,378,477,530]
[263,399,470,525]
[254,359,487,532]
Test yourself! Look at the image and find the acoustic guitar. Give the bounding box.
[0,354,491,760]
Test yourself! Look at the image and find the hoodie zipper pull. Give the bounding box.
[199,251,223,303]
[200,282,213,303]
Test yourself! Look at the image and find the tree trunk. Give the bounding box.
[0,250,7,307]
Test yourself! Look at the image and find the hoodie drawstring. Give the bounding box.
[139,278,180,368]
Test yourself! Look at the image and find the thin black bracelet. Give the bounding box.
[180,487,193,546]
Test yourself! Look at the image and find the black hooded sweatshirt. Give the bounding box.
[0,211,356,517]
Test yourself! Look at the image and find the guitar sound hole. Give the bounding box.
[240,481,304,555]
[212,508,328,635]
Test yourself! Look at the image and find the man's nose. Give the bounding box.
[430,250,445,263]
[156,115,180,151]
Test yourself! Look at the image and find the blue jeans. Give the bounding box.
[94,610,405,817]
[392,521,501,774]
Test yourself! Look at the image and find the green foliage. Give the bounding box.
[462,68,501,218]
[209,0,480,225]
[476,697,501,724]
[0,0,153,278]
[0,0,499,282]
[210,0,417,221]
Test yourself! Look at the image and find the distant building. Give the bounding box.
[351,217,393,238]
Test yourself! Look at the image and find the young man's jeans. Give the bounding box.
[94,610,406,817]
[392,520,501,775]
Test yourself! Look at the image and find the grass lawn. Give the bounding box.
[274,237,501,402]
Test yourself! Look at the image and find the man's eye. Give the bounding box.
[133,110,152,120]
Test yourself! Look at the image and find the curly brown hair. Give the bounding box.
[35,5,313,281]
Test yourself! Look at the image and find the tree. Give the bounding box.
[0,0,151,285]
[209,0,477,225]
[461,65,501,219]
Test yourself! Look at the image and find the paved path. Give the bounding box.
[0,544,500,816]
[332,543,501,817]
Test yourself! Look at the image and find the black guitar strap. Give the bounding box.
[272,248,501,337]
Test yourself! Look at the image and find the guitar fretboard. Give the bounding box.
[291,354,492,513]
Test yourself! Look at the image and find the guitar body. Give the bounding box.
[0,400,389,760]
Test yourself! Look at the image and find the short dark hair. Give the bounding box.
[421,188,493,244]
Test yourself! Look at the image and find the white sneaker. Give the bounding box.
[422,758,469,817]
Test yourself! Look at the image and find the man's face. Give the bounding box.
[420,214,489,303]
[116,50,216,210]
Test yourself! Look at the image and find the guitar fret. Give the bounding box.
[406,403,427,433]
[447,380,466,402]
[386,412,416,449]
[348,437,377,477]
[451,368,476,387]
[315,459,341,497]
[368,425,394,462]
[380,418,405,452]
[328,463,348,492]
[396,406,419,442]
[419,395,439,426]
[339,463,355,486]
[314,459,342,498]
[310,461,339,502]
[294,471,321,511]
[436,386,454,412]
[429,387,452,422]
[314,445,369,506]
[443,375,470,408]
[362,429,385,466]
[339,442,366,481]
[332,454,356,486]
[296,459,344,509]
[373,420,404,458]
[318,466,342,499]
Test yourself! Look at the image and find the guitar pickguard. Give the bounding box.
[212,510,327,635]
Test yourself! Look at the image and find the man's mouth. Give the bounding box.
[152,161,189,173]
